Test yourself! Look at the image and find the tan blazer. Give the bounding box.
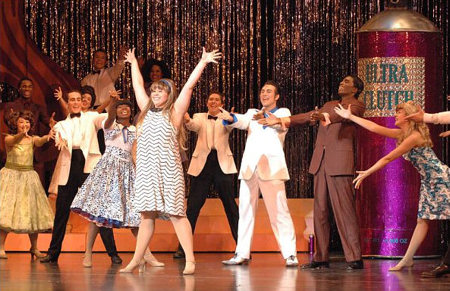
[226,108,290,181]
[289,99,365,176]
[186,113,237,176]
[49,112,106,191]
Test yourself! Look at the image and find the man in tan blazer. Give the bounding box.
[220,81,298,267]
[40,90,121,264]
[259,75,365,270]
[174,92,239,258]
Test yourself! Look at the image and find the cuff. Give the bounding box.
[321,113,331,127]
[222,113,237,125]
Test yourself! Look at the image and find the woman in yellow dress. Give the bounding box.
[0,110,55,259]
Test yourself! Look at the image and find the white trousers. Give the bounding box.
[235,173,297,259]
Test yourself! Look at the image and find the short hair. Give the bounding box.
[141,59,171,83]
[81,85,96,108]
[347,75,364,97]
[6,110,35,134]
[262,80,281,96]
[93,49,107,56]
[66,89,82,100]
[208,91,225,104]
[17,77,33,88]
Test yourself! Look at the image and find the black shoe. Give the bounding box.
[301,261,329,269]
[40,254,58,264]
[421,264,450,278]
[110,254,122,264]
[347,260,364,270]
[173,248,185,259]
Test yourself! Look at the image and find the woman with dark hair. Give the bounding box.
[70,96,162,268]
[0,110,54,259]
[140,59,171,95]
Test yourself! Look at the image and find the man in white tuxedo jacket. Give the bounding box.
[220,81,298,267]
[41,90,121,264]
[174,93,239,258]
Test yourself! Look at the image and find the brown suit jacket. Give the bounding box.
[289,98,365,176]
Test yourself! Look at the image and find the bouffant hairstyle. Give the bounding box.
[6,110,35,134]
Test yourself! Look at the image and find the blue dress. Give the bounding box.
[402,147,450,220]
[71,122,140,228]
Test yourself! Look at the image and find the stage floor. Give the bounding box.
[0,253,449,291]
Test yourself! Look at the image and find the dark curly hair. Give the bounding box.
[6,110,35,134]
[81,85,96,108]
[141,59,171,83]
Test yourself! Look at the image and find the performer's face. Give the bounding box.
[19,80,33,99]
[81,93,92,111]
[150,65,163,82]
[338,76,357,97]
[207,93,223,115]
[394,108,408,127]
[93,51,107,70]
[17,117,31,134]
[151,88,169,108]
[67,92,82,114]
[259,84,279,109]
[116,104,131,119]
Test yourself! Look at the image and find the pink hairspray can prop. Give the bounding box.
[356,5,442,257]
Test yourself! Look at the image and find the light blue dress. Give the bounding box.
[403,147,450,220]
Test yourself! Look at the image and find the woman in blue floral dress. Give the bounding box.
[335,102,449,271]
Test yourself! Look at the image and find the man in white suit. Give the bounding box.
[40,90,121,264]
[174,92,239,258]
[220,81,298,266]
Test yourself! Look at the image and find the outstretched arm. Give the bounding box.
[4,132,26,147]
[125,48,149,111]
[172,48,222,128]
[353,132,423,189]
[334,104,401,139]
[104,95,119,129]
[33,128,55,147]
[54,87,69,116]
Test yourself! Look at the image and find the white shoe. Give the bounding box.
[286,255,299,267]
[222,254,249,265]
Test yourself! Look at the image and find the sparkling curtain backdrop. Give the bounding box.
[23,0,449,200]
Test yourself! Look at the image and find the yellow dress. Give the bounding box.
[0,141,54,233]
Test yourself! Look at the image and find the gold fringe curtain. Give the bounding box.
[23,0,448,199]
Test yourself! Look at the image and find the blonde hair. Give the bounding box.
[395,102,433,147]
[136,79,187,151]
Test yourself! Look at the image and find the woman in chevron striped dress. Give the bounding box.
[120,47,221,275]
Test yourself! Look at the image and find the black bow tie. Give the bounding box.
[208,115,218,120]
[92,69,101,75]
[150,108,163,112]
[70,113,81,118]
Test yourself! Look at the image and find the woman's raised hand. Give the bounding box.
[124,48,137,64]
[334,104,353,119]
[201,47,222,64]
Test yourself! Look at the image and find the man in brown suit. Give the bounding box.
[259,75,365,270]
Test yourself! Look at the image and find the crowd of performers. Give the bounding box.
[0,47,448,277]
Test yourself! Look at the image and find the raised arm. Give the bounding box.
[54,87,69,116]
[125,48,149,111]
[172,48,222,128]
[96,89,121,114]
[104,96,119,129]
[334,104,401,139]
[353,132,423,189]
[184,113,202,132]
[4,132,26,147]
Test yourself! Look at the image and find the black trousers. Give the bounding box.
[444,242,450,265]
[186,150,239,242]
[47,150,118,258]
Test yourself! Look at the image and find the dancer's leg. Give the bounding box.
[389,219,429,271]
[171,215,195,274]
[120,212,156,272]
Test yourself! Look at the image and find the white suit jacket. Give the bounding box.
[50,111,106,188]
[226,108,290,181]
[186,113,237,176]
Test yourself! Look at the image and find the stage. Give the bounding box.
[0,253,449,291]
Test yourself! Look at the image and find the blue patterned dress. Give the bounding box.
[402,147,450,220]
[71,122,140,228]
